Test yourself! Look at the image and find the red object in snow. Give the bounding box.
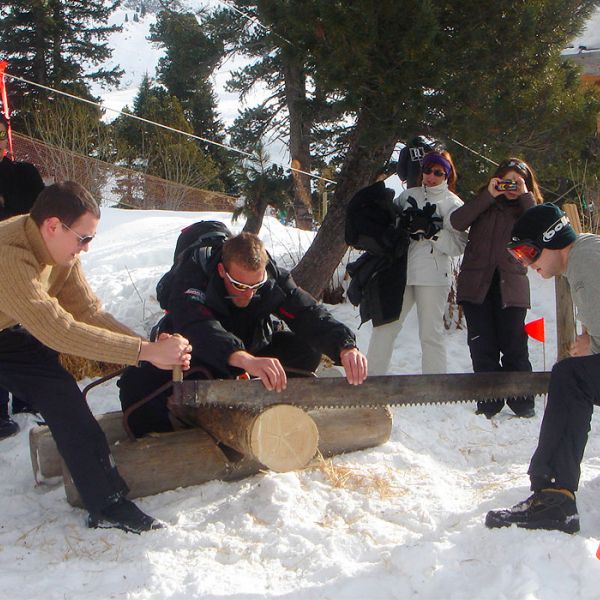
[525,317,545,343]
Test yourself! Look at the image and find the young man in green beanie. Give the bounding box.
[486,203,598,534]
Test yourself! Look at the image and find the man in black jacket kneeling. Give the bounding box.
[119,231,367,437]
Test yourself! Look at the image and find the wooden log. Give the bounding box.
[36,405,393,506]
[169,403,319,473]
[62,428,250,508]
[29,412,125,483]
[309,406,392,457]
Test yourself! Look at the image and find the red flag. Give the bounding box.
[525,317,545,343]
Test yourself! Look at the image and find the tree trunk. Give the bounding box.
[292,110,398,298]
[242,194,269,234]
[284,60,313,231]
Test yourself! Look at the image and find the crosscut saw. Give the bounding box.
[171,371,551,411]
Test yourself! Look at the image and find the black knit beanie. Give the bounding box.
[511,204,577,250]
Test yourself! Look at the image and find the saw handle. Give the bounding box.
[173,365,183,383]
[171,334,186,403]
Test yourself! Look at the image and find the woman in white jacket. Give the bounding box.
[367,151,467,375]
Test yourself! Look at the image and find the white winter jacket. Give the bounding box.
[395,182,467,286]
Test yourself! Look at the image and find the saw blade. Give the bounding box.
[174,371,551,411]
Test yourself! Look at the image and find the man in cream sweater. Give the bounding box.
[0,181,192,533]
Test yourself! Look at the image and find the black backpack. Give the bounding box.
[156,220,232,310]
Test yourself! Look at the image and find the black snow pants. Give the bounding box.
[0,326,128,513]
[461,272,533,416]
[529,353,600,492]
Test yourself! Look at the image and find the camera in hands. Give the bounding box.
[495,179,518,192]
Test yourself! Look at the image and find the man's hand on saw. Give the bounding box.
[229,350,287,392]
[139,333,192,370]
[340,347,368,385]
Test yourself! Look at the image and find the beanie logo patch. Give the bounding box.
[542,215,571,243]
[409,147,426,162]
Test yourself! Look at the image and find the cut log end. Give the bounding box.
[250,404,319,472]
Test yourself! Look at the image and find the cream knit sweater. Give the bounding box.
[0,215,142,365]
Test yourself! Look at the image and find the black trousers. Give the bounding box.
[119,331,322,438]
[529,354,600,492]
[462,273,533,415]
[0,388,32,418]
[0,327,128,513]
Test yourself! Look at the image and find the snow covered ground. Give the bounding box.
[1,207,599,600]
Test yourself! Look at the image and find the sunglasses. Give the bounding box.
[224,269,267,292]
[422,167,446,178]
[506,240,542,267]
[501,159,529,176]
[61,222,95,246]
[0,130,7,141]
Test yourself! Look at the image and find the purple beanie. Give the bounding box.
[422,152,452,178]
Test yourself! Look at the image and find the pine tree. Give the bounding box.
[113,75,224,197]
[234,143,292,234]
[0,0,123,119]
[149,10,235,191]
[206,2,320,230]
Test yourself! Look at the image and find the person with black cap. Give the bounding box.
[486,202,595,534]
[451,158,543,419]
[396,135,440,189]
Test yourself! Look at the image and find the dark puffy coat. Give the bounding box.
[0,157,45,220]
[346,252,408,327]
[158,248,357,378]
[450,189,536,307]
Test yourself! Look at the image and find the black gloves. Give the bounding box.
[402,198,443,240]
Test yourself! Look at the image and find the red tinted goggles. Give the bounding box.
[506,240,542,267]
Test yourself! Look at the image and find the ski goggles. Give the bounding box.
[224,269,268,292]
[506,239,542,267]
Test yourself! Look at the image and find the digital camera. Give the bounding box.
[495,179,518,192]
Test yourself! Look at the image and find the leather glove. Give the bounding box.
[404,200,442,240]
[421,202,443,239]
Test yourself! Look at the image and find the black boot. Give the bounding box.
[485,489,579,534]
[475,399,504,419]
[508,395,535,418]
[87,498,164,534]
